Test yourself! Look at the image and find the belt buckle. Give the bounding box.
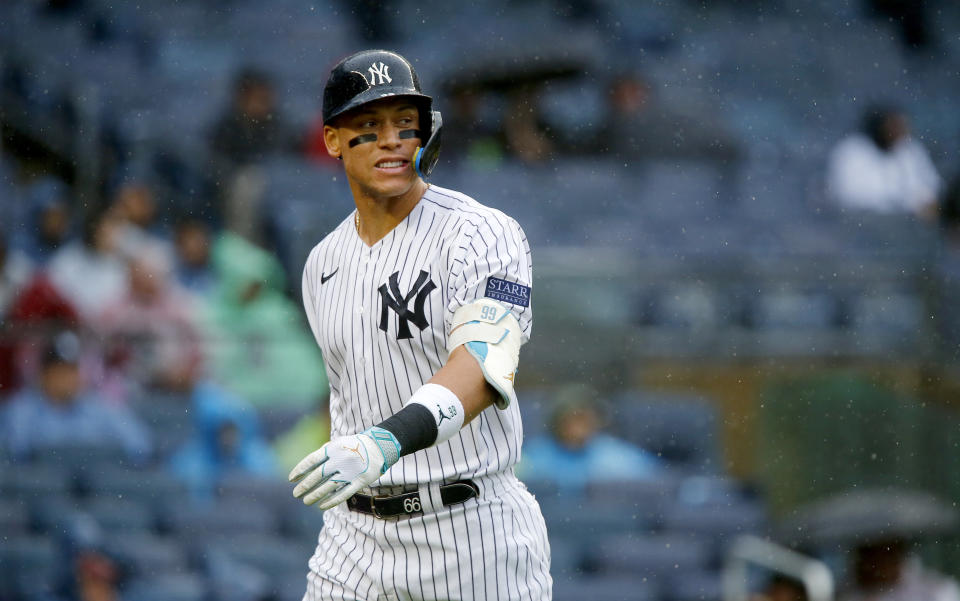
[370,493,390,519]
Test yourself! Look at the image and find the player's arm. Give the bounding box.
[428,345,497,422]
[289,299,521,510]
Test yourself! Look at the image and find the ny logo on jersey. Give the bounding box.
[367,62,392,85]
[378,270,436,340]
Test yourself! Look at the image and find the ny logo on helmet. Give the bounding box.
[368,62,392,85]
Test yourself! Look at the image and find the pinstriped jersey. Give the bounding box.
[301,185,533,487]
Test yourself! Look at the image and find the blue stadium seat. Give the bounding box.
[553,575,660,601]
[540,498,649,547]
[84,466,188,511]
[269,569,310,601]
[215,472,291,508]
[124,573,208,601]
[588,533,712,579]
[0,535,56,600]
[1,464,73,501]
[549,535,586,582]
[585,476,681,526]
[661,500,766,549]
[164,498,281,543]
[128,396,193,459]
[258,405,311,440]
[608,393,721,472]
[81,496,157,534]
[517,388,553,439]
[31,497,85,534]
[206,534,311,577]
[0,499,29,535]
[667,569,725,601]
[750,290,838,330]
[281,502,325,543]
[111,532,188,580]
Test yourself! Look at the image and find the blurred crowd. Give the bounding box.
[3,0,960,600]
[0,149,331,478]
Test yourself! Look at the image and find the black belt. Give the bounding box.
[347,480,479,518]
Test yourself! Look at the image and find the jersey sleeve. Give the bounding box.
[301,244,324,348]
[446,214,533,344]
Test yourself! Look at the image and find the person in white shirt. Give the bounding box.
[826,106,941,219]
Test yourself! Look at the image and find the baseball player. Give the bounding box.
[289,49,551,600]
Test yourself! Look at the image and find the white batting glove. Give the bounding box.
[289,427,401,510]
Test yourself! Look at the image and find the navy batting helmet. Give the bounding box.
[322,49,443,178]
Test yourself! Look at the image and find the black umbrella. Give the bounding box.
[779,488,959,547]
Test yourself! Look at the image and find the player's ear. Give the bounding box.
[323,125,342,159]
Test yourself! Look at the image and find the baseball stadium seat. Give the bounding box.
[609,393,721,473]
[124,573,208,601]
[666,569,725,601]
[163,497,281,543]
[0,499,29,535]
[661,499,767,553]
[80,496,158,535]
[111,532,189,580]
[215,472,291,508]
[0,535,56,599]
[83,465,188,510]
[269,569,311,601]
[206,533,311,577]
[540,497,650,546]
[587,533,712,580]
[280,501,326,542]
[585,476,681,527]
[553,575,660,601]
[1,463,73,501]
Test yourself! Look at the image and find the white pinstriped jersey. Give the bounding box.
[301,184,533,487]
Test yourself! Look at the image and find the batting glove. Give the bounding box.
[289,427,401,510]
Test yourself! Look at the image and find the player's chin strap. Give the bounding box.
[412,110,442,179]
[447,299,522,409]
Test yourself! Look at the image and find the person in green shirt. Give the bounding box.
[201,232,327,409]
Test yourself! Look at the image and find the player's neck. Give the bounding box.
[353,179,428,246]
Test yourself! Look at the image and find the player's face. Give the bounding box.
[324,99,422,201]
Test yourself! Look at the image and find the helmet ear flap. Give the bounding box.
[414,110,442,178]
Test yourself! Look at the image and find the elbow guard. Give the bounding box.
[447,300,522,409]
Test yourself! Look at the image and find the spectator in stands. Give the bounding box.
[209,68,295,243]
[518,383,663,495]
[209,67,290,169]
[0,330,152,462]
[441,85,506,167]
[0,271,80,395]
[46,513,126,601]
[593,71,742,168]
[96,243,202,395]
[47,211,127,321]
[0,232,34,394]
[0,231,33,319]
[272,398,330,476]
[169,379,277,500]
[200,232,327,409]
[502,86,556,164]
[16,176,74,265]
[173,217,217,298]
[826,106,941,219]
[840,537,960,601]
[108,178,174,257]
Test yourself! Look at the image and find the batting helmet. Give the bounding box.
[323,49,443,177]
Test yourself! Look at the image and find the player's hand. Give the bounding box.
[289,427,401,510]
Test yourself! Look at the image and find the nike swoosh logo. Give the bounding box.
[321,269,339,284]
